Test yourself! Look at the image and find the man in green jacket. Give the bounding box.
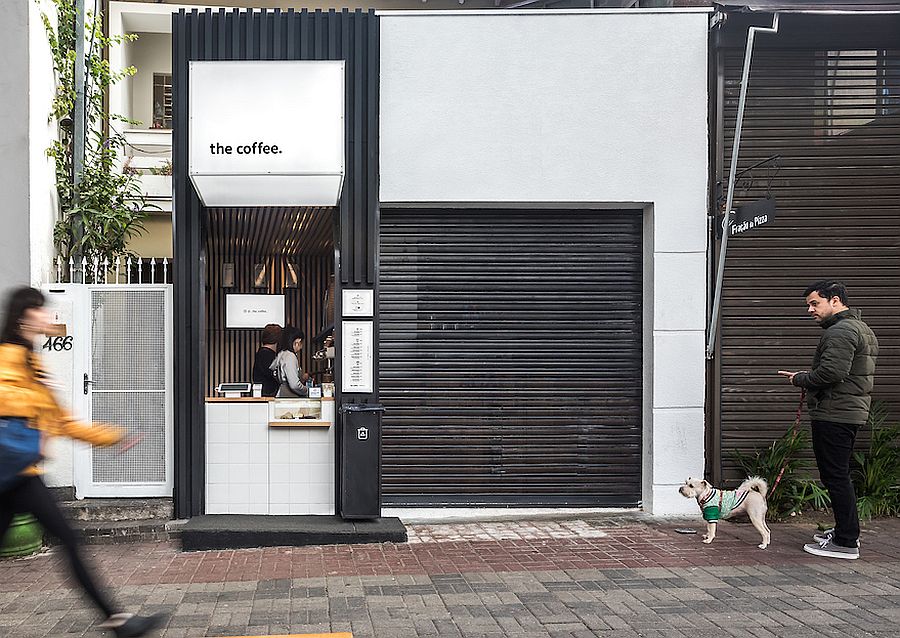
[779,280,878,560]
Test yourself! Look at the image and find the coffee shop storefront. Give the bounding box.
[172,7,711,525]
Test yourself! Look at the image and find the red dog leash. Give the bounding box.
[769,389,806,496]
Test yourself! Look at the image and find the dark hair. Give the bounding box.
[261,323,282,345]
[279,326,305,352]
[803,280,849,305]
[1,287,46,347]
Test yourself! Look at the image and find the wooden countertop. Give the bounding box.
[268,420,333,427]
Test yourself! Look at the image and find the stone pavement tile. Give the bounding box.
[6,517,900,637]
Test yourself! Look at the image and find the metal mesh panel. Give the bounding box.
[90,289,168,485]
[91,392,166,483]
[91,290,166,391]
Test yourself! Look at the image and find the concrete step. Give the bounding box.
[181,515,407,551]
[46,497,179,545]
[70,518,185,545]
[59,498,174,522]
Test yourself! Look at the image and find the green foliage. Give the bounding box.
[149,159,173,176]
[736,401,900,523]
[40,0,148,270]
[733,427,829,519]
[852,402,900,520]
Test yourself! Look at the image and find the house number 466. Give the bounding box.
[42,336,74,352]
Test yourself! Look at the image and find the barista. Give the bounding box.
[252,324,282,397]
[270,326,310,397]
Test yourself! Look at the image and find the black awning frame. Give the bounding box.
[717,0,900,14]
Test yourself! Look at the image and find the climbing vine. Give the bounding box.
[40,0,149,272]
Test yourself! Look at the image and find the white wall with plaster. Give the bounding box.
[29,0,60,289]
[129,33,173,129]
[379,9,710,515]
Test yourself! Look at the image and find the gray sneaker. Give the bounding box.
[812,528,860,547]
[803,538,860,560]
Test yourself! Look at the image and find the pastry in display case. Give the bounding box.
[269,398,329,426]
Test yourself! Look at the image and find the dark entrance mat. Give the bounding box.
[180,515,407,551]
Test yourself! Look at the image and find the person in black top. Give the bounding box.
[252,324,282,397]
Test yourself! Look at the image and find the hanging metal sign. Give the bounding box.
[730,196,777,236]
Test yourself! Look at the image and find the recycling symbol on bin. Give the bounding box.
[357,427,369,441]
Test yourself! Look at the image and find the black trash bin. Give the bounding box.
[339,403,384,519]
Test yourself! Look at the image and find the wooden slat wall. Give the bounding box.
[205,207,333,397]
[717,48,900,482]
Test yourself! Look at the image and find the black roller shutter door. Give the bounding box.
[378,209,643,506]
[718,48,900,481]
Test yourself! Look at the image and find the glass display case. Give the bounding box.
[269,398,330,426]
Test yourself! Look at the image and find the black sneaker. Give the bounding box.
[112,613,166,637]
[812,528,860,547]
[803,538,860,560]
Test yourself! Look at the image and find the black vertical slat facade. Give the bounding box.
[711,13,900,483]
[172,9,378,518]
[378,209,643,506]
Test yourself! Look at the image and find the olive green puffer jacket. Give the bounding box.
[792,308,878,425]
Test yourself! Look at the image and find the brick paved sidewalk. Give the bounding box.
[3,516,900,638]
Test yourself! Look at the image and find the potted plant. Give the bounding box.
[140,159,174,198]
[0,514,43,558]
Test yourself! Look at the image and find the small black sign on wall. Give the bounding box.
[731,196,777,236]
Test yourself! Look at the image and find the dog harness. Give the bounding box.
[698,488,749,522]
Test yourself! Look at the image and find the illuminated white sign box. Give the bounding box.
[189,61,345,207]
[226,295,285,329]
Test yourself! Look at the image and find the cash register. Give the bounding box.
[214,382,252,399]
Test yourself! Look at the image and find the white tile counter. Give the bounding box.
[205,398,335,515]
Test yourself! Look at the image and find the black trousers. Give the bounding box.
[811,419,860,547]
[0,475,116,617]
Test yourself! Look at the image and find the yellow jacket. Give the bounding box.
[0,343,123,475]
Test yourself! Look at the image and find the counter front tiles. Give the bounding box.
[205,397,335,516]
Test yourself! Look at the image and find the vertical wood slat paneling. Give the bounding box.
[204,208,333,397]
[173,8,378,517]
[717,48,900,482]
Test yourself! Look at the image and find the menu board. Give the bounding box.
[341,320,373,393]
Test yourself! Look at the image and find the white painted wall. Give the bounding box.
[29,0,59,288]
[129,33,172,129]
[121,24,133,131]
[29,3,72,487]
[1,0,32,301]
[380,9,710,515]
[41,289,78,488]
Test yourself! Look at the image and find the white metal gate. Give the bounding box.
[74,285,173,498]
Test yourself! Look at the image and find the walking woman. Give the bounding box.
[0,287,164,637]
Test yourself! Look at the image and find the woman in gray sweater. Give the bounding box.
[270,326,309,397]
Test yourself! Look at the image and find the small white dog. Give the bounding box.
[678,477,770,549]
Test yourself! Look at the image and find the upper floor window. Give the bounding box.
[152,73,173,129]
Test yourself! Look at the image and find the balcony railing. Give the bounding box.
[123,129,173,213]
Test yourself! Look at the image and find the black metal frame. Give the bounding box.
[705,22,725,486]
[172,9,379,519]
